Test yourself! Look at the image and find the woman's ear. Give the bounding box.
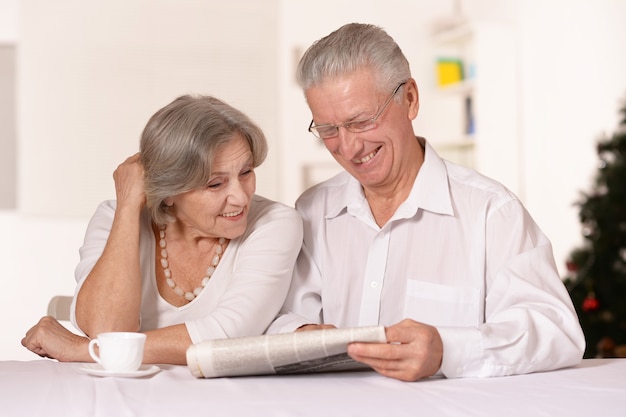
[163,197,174,207]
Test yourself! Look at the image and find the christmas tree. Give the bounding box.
[564,97,626,358]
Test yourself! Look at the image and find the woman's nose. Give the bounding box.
[226,180,249,205]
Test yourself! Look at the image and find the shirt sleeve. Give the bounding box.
[438,199,585,378]
[185,202,303,342]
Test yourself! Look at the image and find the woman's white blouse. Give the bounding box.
[71,195,302,343]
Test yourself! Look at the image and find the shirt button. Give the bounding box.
[371,282,378,288]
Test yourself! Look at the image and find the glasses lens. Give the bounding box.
[314,126,338,139]
[308,81,406,138]
[345,119,375,133]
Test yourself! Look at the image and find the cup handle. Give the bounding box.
[88,339,102,364]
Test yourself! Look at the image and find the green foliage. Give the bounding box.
[564,97,626,358]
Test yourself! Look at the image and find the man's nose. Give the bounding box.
[334,127,361,159]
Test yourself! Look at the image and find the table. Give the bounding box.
[1,359,625,417]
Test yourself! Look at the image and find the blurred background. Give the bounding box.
[1,0,625,360]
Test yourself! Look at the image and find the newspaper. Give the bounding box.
[186,326,386,378]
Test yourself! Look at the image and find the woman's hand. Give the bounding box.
[21,316,91,362]
[113,152,146,210]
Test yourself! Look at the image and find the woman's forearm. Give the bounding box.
[75,203,143,336]
[142,324,192,365]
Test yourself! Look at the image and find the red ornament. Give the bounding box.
[566,261,578,272]
[582,293,599,312]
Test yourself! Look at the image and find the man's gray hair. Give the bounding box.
[296,23,411,93]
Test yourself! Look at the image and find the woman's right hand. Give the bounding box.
[113,152,146,210]
[21,316,91,362]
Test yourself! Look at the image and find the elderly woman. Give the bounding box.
[22,95,303,365]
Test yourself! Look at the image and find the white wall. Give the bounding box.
[0,0,18,42]
[18,0,280,218]
[3,0,626,360]
[517,0,626,274]
[0,0,18,210]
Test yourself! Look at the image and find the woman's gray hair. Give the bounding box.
[140,95,267,226]
[296,23,411,93]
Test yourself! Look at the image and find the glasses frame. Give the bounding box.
[307,81,407,140]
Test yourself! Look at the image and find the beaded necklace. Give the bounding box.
[158,225,226,302]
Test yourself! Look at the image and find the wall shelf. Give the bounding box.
[428,19,519,194]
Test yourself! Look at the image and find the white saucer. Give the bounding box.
[79,363,160,378]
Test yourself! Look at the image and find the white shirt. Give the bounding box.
[269,138,585,378]
[71,195,303,344]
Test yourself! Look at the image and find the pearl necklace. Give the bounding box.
[158,226,226,302]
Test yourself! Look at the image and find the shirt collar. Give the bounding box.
[325,137,454,221]
[325,173,364,219]
[398,137,454,218]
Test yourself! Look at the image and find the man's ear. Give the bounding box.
[405,78,419,120]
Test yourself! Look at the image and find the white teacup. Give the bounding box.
[88,332,146,373]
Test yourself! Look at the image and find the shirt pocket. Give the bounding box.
[404,280,482,327]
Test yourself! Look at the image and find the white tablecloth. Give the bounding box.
[1,359,625,417]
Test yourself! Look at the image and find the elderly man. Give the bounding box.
[269,23,584,382]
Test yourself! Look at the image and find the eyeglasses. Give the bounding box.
[307,81,407,140]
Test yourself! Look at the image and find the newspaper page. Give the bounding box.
[186,326,386,378]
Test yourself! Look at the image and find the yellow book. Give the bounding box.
[437,58,464,86]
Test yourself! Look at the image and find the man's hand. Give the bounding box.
[21,316,91,362]
[347,318,443,382]
[295,324,337,332]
